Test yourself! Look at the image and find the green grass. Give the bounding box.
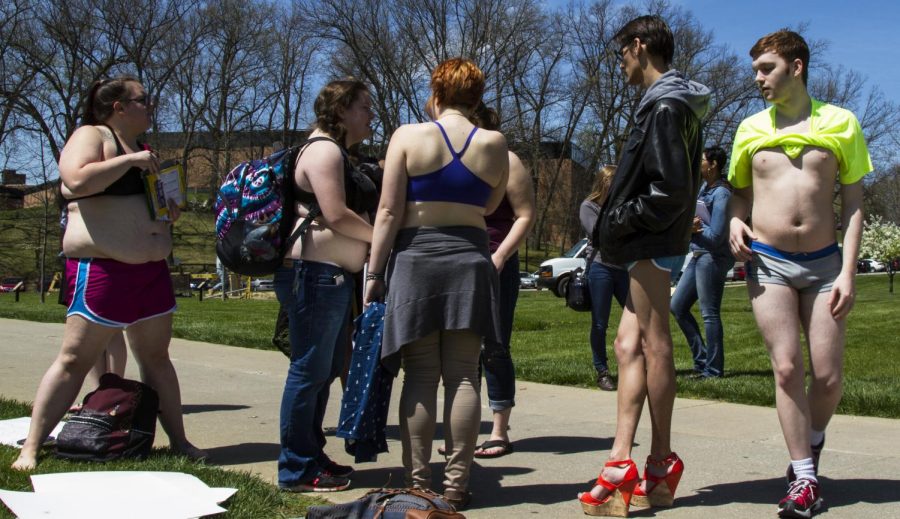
[2,272,898,417]
[0,398,324,518]
[512,274,900,418]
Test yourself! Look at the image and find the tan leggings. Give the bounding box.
[400,329,482,493]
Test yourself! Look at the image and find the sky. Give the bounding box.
[666,0,900,104]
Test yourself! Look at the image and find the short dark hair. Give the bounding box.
[703,146,727,175]
[750,29,810,84]
[613,15,674,66]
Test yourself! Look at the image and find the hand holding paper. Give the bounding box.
[695,200,710,225]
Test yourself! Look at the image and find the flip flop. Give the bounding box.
[473,439,513,458]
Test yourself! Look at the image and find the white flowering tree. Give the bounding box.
[859,215,900,293]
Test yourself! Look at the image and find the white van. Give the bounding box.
[537,238,588,297]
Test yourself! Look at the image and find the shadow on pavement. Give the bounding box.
[182,404,251,414]
[510,435,615,455]
[205,442,279,465]
[679,476,900,512]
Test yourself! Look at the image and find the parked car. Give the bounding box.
[857,258,885,273]
[731,263,746,281]
[0,277,24,293]
[251,278,275,291]
[519,271,537,289]
[537,238,588,297]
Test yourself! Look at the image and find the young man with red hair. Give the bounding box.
[729,29,872,518]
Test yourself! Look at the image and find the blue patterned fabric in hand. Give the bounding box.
[337,302,395,462]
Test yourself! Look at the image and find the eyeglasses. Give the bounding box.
[124,95,152,106]
[616,45,632,63]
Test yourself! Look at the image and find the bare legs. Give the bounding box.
[84,331,128,390]
[590,260,676,500]
[12,313,203,470]
[748,281,844,461]
[12,316,117,470]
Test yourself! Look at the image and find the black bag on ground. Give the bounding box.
[56,373,159,462]
[305,488,466,519]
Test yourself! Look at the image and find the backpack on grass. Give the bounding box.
[55,373,159,462]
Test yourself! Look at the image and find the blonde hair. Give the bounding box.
[587,165,616,204]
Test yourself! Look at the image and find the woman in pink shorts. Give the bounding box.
[12,76,204,470]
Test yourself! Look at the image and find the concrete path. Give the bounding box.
[1,318,899,518]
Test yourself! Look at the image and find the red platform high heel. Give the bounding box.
[578,459,639,517]
[631,452,684,508]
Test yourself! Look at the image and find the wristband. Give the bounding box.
[365,272,385,281]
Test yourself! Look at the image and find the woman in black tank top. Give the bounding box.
[13,76,205,472]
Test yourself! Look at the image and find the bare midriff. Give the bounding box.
[749,145,839,253]
[286,207,370,273]
[402,201,487,230]
[63,194,172,263]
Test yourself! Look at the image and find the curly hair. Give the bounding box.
[750,29,810,84]
[81,75,140,125]
[313,79,369,146]
[430,58,484,111]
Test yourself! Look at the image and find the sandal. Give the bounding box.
[631,452,684,508]
[578,459,638,517]
[473,439,514,458]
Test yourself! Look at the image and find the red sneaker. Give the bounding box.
[778,478,822,518]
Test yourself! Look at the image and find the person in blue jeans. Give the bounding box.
[474,103,535,458]
[670,146,733,378]
[579,165,628,391]
[276,79,377,493]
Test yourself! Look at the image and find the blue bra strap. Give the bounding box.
[433,122,457,156]
[457,127,478,157]
[433,122,478,158]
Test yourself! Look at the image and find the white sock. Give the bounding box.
[810,429,825,447]
[790,458,818,483]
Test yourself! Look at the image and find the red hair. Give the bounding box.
[750,30,810,84]
[430,58,484,110]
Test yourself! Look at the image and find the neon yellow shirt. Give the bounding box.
[728,98,873,189]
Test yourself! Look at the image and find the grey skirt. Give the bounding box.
[382,226,501,369]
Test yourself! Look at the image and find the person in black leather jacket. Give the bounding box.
[579,15,710,516]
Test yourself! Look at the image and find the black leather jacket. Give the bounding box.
[596,98,705,264]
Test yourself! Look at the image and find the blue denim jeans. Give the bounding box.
[274,260,353,486]
[481,253,519,411]
[587,262,629,372]
[670,252,732,377]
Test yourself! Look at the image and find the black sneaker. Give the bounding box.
[281,473,351,493]
[322,458,355,478]
[786,436,825,483]
[596,369,616,391]
[778,478,822,518]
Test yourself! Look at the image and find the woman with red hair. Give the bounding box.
[365,58,509,509]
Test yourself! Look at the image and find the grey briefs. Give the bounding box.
[748,241,841,294]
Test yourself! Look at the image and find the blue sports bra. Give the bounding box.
[406,122,493,207]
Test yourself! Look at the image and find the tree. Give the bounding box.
[859,215,900,293]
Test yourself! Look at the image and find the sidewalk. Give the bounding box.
[1,318,899,518]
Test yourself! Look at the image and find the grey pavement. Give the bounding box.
[1,317,899,518]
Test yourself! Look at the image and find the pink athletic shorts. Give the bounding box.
[63,258,176,328]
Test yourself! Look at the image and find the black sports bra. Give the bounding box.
[294,137,378,214]
[66,124,146,201]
